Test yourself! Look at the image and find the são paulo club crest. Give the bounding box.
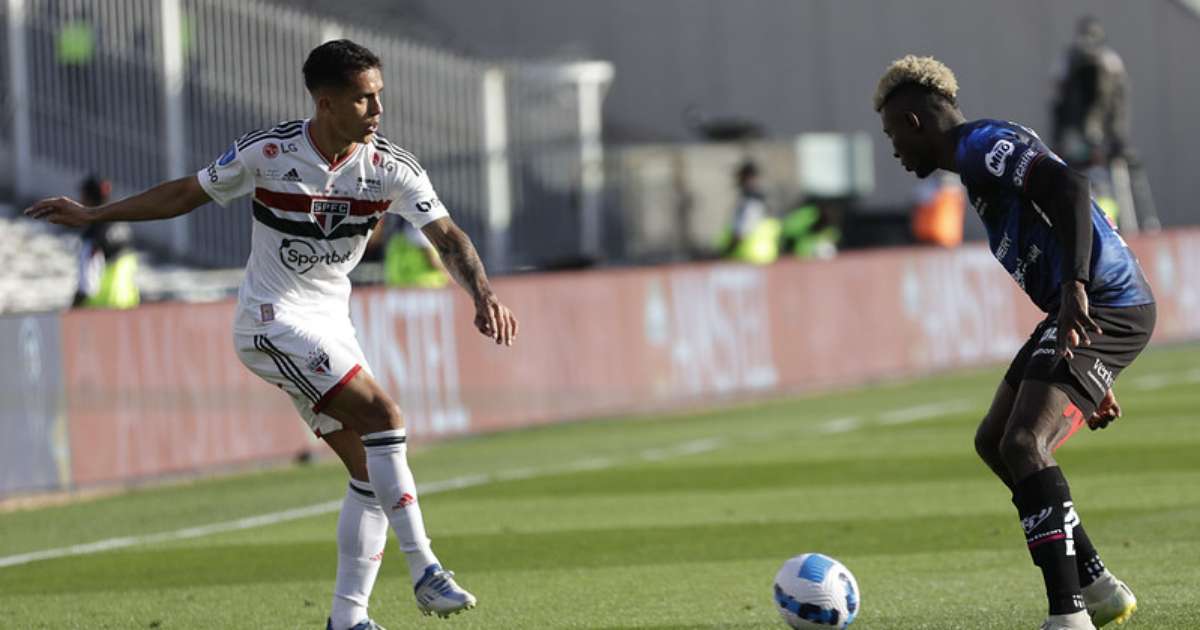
[305,348,331,374]
[310,199,351,235]
[263,142,280,159]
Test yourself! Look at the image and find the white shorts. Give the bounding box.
[234,322,367,436]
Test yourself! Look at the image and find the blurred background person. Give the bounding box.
[72,175,139,309]
[384,219,450,289]
[719,160,780,265]
[780,195,842,259]
[1051,16,1129,171]
[1050,16,1159,232]
[910,173,966,248]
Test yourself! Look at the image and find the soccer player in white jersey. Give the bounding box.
[26,40,518,630]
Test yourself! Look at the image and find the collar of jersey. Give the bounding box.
[303,119,360,171]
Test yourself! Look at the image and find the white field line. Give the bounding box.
[0,396,975,570]
[0,437,720,570]
[878,400,974,425]
[817,416,863,434]
[639,437,726,461]
[1130,369,1200,391]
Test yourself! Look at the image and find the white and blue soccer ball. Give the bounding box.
[773,553,860,629]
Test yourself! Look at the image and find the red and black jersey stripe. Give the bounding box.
[252,188,389,240]
[252,202,380,240]
[255,188,391,216]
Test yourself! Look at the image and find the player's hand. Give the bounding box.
[24,197,95,227]
[1088,388,1121,430]
[474,294,518,346]
[1057,280,1102,359]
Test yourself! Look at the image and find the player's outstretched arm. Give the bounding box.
[24,176,212,227]
[421,216,518,346]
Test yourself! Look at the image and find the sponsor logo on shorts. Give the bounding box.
[1088,358,1115,390]
[985,139,1015,177]
[1032,325,1058,357]
[278,239,353,274]
[260,304,275,323]
[306,349,331,374]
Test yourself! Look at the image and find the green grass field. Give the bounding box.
[2,344,1199,630]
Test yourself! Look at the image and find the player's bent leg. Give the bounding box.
[1004,381,1097,622]
[975,380,1018,488]
[320,370,477,617]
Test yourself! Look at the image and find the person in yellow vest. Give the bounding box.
[384,219,449,288]
[719,160,780,264]
[72,175,140,309]
[781,196,842,259]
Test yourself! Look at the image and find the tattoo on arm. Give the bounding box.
[426,220,493,302]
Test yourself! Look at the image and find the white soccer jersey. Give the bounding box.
[198,119,448,333]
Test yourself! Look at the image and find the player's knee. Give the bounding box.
[358,397,404,434]
[974,421,1001,463]
[998,426,1045,466]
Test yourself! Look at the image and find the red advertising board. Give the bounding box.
[57,229,1200,488]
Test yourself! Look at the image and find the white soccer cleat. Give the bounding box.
[414,564,477,618]
[1039,611,1097,630]
[1083,573,1138,627]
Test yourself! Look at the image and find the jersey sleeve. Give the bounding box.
[197,141,255,206]
[388,164,449,228]
[959,126,1058,196]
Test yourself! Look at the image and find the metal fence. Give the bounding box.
[0,0,612,271]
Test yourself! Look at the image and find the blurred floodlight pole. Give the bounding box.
[574,61,613,262]
[482,67,512,272]
[160,0,188,254]
[8,0,31,200]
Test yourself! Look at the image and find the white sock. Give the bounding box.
[362,429,440,585]
[330,479,388,630]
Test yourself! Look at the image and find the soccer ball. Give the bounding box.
[773,553,860,629]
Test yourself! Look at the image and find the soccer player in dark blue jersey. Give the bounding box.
[874,56,1154,630]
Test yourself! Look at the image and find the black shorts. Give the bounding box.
[1004,303,1156,418]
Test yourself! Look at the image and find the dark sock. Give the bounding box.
[1012,466,1086,615]
[1074,524,1106,587]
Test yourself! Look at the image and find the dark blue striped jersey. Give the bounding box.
[955,119,1153,312]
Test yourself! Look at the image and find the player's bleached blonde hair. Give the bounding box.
[873,55,959,112]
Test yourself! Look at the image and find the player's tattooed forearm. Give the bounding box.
[436,229,493,301]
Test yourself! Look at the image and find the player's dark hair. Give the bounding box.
[302,39,381,93]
